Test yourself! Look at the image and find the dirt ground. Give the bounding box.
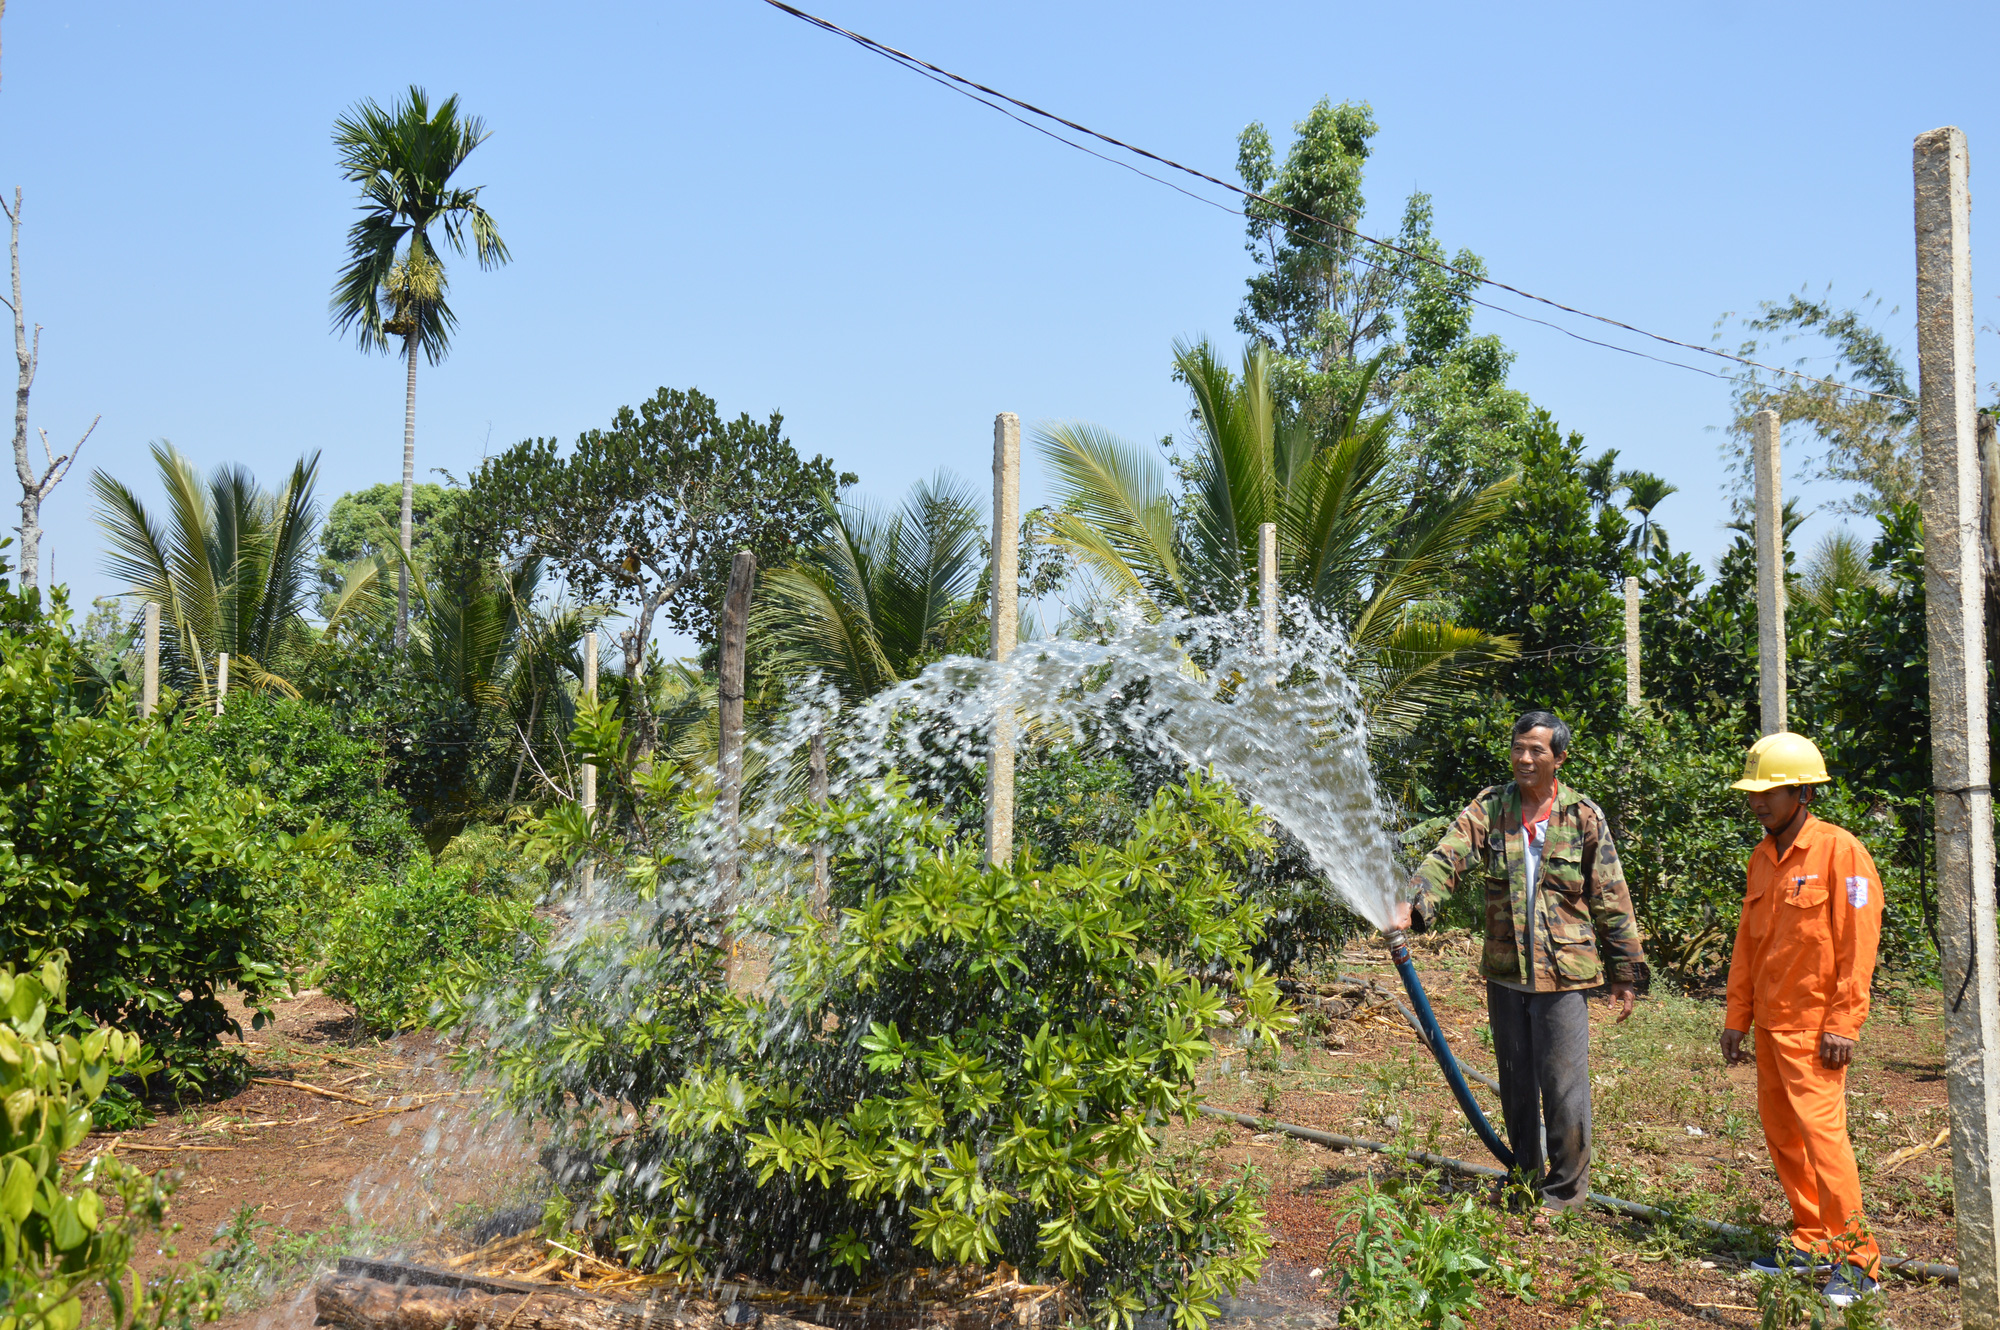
[1178,931,1963,1328]
[75,936,1965,1329]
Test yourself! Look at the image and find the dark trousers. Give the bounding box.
[1486,982,1593,1207]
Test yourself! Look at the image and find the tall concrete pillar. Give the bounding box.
[1753,408,1787,735]
[141,602,159,719]
[580,631,597,892]
[1916,124,2000,1326]
[1257,521,1278,653]
[214,652,228,716]
[1624,576,1641,707]
[985,412,1020,867]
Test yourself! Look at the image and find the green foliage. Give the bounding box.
[0,582,346,1085]
[1014,747,1139,866]
[91,444,338,704]
[1329,1175,1500,1330]
[318,857,542,1033]
[456,774,1288,1327]
[190,693,417,879]
[0,954,220,1330]
[756,473,989,703]
[205,1205,354,1311]
[1234,101,1531,496]
[318,482,460,593]
[468,385,850,751]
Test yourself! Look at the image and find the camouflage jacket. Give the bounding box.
[1409,782,1646,992]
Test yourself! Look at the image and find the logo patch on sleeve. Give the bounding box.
[1846,875,1871,908]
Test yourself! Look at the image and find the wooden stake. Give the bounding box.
[1915,123,2000,1326]
[716,550,756,900]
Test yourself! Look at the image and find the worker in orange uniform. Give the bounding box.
[1720,732,1882,1309]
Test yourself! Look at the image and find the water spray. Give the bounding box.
[1382,927,1515,1170]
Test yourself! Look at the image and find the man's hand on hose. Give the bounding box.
[1607,981,1636,1022]
[1720,1028,1749,1065]
[1820,1031,1856,1069]
[1391,902,1413,929]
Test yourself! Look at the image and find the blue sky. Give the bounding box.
[6,1,1995,652]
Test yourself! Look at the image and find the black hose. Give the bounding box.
[1384,927,1515,1170]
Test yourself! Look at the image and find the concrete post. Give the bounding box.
[716,550,756,901]
[214,652,228,716]
[1752,408,1787,735]
[1917,125,2000,1325]
[141,602,159,719]
[1624,576,1641,706]
[580,631,597,892]
[810,728,829,911]
[1257,522,1278,653]
[985,412,1020,867]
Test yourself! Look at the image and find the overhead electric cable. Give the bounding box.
[762,0,1911,405]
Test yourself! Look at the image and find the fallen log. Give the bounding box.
[315,1271,721,1330]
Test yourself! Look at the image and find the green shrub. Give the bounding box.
[0,954,219,1330]
[1330,1175,1508,1330]
[190,693,419,876]
[319,860,541,1033]
[455,772,1288,1327]
[0,581,350,1088]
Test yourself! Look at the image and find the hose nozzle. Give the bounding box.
[1381,926,1411,964]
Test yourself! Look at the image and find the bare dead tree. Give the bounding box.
[1,189,97,592]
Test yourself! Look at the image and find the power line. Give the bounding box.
[762,0,1912,406]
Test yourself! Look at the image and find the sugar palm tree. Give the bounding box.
[92,443,339,703]
[1038,338,1517,738]
[755,472,988,702]
[331,86,509,652]
[1618,470,1678,559]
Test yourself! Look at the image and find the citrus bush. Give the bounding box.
[0,578,350,1089]
[318,858,541,1033]
[454,771,1288,1328]
[0,955,218,1330]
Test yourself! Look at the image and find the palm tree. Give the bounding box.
[1618,470,1678,558]
[1038,338,1518,738]
[330,86,510,653]
[92,443,340,703]
[1797,530,1882,616]
[1580,449,1623,511]
[755,473,988,702]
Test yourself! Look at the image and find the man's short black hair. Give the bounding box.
[1513,710,1571,757]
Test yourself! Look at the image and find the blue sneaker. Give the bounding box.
[1822,1264,1881,1307]
[1750,1246,1830,1276]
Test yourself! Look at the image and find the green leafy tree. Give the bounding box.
[468,386,850,753]
[318,480,459,594]
[1235,100,1530,496]
[331,86,510,650]
[754,472,988,702]
[1040,339,1516,739]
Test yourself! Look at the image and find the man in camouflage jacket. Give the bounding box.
[1394,710,1645,1209]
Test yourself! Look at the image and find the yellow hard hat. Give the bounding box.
[1730,732,1832,791]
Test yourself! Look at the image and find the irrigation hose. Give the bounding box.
[1193,1106,1959,1284]
[1383,927,1516,1170]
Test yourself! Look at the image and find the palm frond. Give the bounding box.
[1034,421,1184,608]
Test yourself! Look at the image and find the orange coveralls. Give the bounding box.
[1724,813,1884,1272]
